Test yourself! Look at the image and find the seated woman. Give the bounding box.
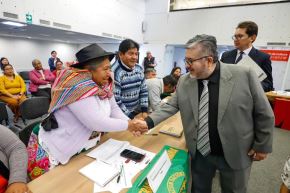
[0,64,27,122]
[281,156,290,193]
[170,67,181,80]
[27,44,147,179]
[29,59,55,100]
[0,57,17,76]
[0,125,32,193]
[52,60,63,77]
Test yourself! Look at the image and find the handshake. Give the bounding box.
[127,119,148,136]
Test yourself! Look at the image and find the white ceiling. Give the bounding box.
[0,18,121,44]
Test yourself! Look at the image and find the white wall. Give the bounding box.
[78,42,173,78]
[0,36,77,71]
[143,0,290,79]
[144,0,290,45]
[0,0,146,42]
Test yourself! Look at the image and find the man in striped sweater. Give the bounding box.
[112,39,148,119]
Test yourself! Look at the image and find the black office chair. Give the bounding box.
[19,71,30,82]
[19,97,50,146]
[19,71,31,96]
[0,102,22,133]
[0,102,9,125]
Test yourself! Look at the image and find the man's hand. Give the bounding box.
[5,182,32,193]
[248,149,268,161]
[141,112,148,120]
[134,112,148,120]
[128,119,148,136]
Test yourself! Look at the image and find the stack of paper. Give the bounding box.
[87,138,130,164]
[79,160,119,187]
[83,138,156,193]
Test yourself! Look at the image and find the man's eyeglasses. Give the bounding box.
[184,56,209,66]
[231,35,248,41]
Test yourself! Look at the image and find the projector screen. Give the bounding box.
[169,0,289,11]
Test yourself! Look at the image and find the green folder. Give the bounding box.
[128,145,189,193]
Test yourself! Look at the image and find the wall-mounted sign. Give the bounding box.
[26,13,32,24]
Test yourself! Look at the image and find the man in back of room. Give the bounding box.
[221,21,273,92]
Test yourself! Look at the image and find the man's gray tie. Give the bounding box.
[235,51,244,64]
[197,80,211,156]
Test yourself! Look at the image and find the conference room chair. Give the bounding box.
[0,102,22,133]
[19,71,31,96]
[0,102,9,125]
[19,97,50,146]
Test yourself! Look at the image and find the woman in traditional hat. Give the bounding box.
[27,44,148,179]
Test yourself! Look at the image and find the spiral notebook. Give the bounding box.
[79,160,119,187]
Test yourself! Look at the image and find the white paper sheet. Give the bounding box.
[86,138,130,164]
[79,160,119,187]
[86,139,156,193]
[237,56,267,82]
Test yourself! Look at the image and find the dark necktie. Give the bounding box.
[235,51,244,64]
[197,80,210,156]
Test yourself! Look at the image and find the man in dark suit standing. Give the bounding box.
[221,21,273,92]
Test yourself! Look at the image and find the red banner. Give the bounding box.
[260,50,290,62]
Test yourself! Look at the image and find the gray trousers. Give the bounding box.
[191,151,251,193]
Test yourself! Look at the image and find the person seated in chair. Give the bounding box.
[0,57,18,76]
[0,125,32,193]
[0,64,27,123]
[170,67,181,81]
[52,60,64,77]
[27,44,148,180]
[29,59,55,100]
[146,75,177,112]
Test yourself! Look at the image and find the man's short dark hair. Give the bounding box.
[51,50,57,55]
[237,21,258,37]
[163,75,177,87]
[144,68,156,75]
[118,39,139,54]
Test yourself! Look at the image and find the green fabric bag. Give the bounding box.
[127,145,189,193]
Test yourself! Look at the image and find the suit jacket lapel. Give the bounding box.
[218,63,235,126]
[248,47,257,60]
[184,74,199,124]
[230,49,238,64]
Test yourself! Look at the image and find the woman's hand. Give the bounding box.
[5,182,32,193]
[128,119,148,136]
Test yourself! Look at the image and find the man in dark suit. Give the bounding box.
[221,21,273,92]
[143,34,274,193]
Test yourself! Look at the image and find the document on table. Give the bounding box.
[93,160,132,193]
[86,138,130,164]
[86,138,156,193]
[237,56,267,82]
[79,160,119,187]
[272,90,290,96]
